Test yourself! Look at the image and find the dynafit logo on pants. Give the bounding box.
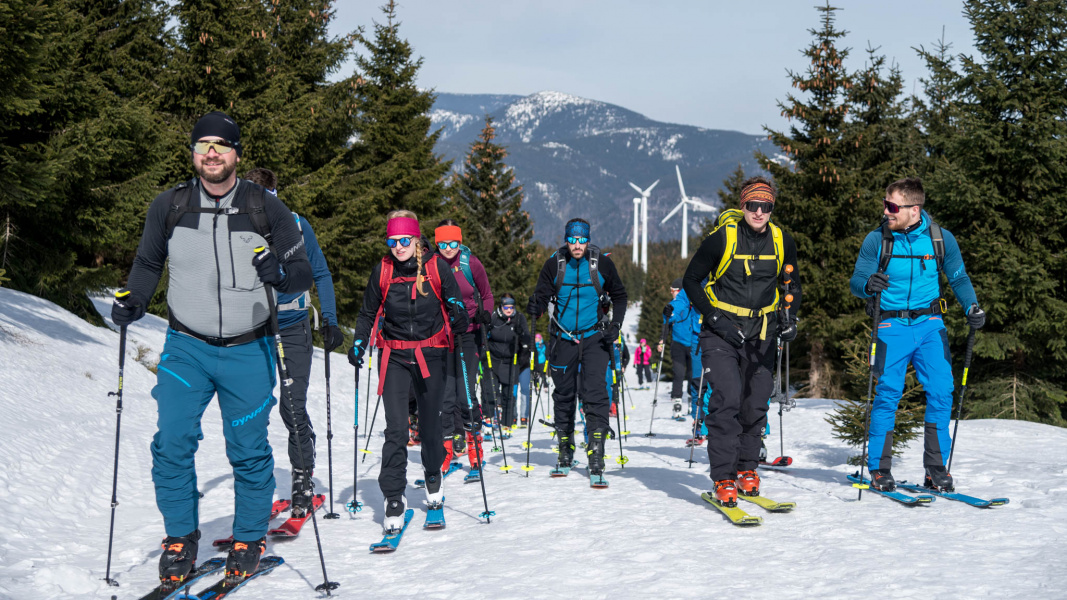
[232,395,272,428]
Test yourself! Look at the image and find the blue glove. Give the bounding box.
[348,339,366,368]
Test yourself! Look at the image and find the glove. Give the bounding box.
[520,334,532,350]
[111,291,145,326]
[252,248,284,286]
[663,304,674,319]
[476,308,492,325]
[526,299,543,319]
[708,311,745,348]
[779,318,798,343]
[348,339,367,368]
[448,300,470,332]
[966,304,986,329]
[865,272,889,295]
[322,324,345,353]
[602,322,621,344]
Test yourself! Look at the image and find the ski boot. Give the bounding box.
[557,432,575,468]
[713,479,738,507]
[609,403,618,418]
[224,537,265,585]
[158,529,200,591]
[672,399,683,418]
[520,417,528,427]
[758,441,768,463]
[425,472,443,508]
[453,432,466,454]
[440,438,454,473]
[737,470,760,497]
[290,468,314,518]
[466,431,483,469]
[924,466,955,492]
[869,469,897,492]
[407,414,420,446]
[587,429,607,475]
[383,495,407,533]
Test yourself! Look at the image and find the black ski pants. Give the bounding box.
[489,355,518,426]
[700,331,775,481]
[279,319,316,473]
[670,340,697,400]
[441,332,483,436]
[636,363,653,385]
[550,332,611,436]
[377,347,445,500]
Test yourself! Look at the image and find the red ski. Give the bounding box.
[213,499,291,549]
[268,494,325,537]
[760,456,793,467]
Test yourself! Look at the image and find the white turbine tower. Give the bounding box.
[661,165,718,258]
[632,197,641,265]
[628,179,659,272]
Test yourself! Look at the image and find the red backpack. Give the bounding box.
[372,255,453,395]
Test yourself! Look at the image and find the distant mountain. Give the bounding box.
[430,91,780,247]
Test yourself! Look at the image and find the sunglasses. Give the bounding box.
[883,199,921,214]
[502,304,516,310]
[386,236,414,248]
[437,241,460,250]
[566,236,589,245]
[743,201,774,214]
[190,140,236,155]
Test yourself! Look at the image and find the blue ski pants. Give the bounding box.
[868,317,955,472]
[151,330,278,540]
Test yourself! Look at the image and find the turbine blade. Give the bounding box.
[661,201,684,224]
[645,179,660,195]
[628,182,644,194]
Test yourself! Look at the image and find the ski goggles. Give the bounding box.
[742,200,774,214]
[190,140,237,155]
[385,236,414,248]
[437,241,460,250]
[502,304,516,311]
[883,198,921,214]
[566,236,590,245]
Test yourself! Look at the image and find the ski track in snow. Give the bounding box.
[1,288,1065,599]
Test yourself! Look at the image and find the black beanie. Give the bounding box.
[191,111,242,157]
[671,278,683,290]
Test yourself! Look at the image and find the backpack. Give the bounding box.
[866,216,947,318]
[164,179,272,242]
[372,255,453,395]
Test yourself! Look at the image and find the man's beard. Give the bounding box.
[197,160,236,184]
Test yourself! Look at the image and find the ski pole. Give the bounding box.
[361,393,381,464]
[522,392,541,476]
[363,352,372,440]
[855,272,886,500]
[644,321,669,437]
[346,361,364,513]
[612,361,627,468]
[455,333,494,522]
[323,351,340,519]
[256,248,338,594]
[103,293,128,589]
[780,264,795,462]
[946,326,977,474]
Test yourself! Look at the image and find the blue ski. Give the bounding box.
[137,558,227,600]
[896,480,1009,508]
[424,502,445,529]
[463,468,482,483]
[589,473,609,488]
[549,460,579,477]
[369,509,414,553]
[847,474,935,505]
[413,462,463,488]
[183,556,284,600]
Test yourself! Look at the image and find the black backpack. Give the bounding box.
[164,179,272,243]
[552,245,611,320]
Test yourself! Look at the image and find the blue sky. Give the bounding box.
[329,1,978,135]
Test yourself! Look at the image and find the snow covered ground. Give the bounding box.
[1,286,1065,599]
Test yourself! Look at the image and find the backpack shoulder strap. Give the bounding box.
[553,247,568,297]
[247,187,271,244]
[927,219,945,272]
[164,180,195,239]
[878,219,895,273]
[292,212,303,233]
[769,222,785,275]
[587,245,605,299]
[425,256,444,300]
[713,221,739,282]
[457,245,476,286]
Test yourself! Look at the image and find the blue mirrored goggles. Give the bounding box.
[437,241,460,250]
[386,236,414,248]
[566,236,589,245]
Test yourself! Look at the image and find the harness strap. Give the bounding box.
[879,297,946,321]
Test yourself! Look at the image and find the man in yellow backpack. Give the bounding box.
[681,177,801,508]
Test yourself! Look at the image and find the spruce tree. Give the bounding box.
[917,0,1067,424]
[307,1,451,322]
[446,116,536,304]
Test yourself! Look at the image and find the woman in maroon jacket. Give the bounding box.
[348,210,469,533]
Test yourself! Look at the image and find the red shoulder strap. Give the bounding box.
[425,256,444,300]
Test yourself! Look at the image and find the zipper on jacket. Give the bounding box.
[213,212,224,338]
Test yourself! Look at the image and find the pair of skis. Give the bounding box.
[548,460,608,488]
[700,492,797,526]
[210,495,324,550]
[368,499,449,553]
[850,473,1009,508]
[136,556,284,600]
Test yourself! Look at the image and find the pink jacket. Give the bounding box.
[636,344,652,365]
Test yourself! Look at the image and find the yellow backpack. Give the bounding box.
[703,208,785,339]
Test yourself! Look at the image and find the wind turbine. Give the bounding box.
[628,179,659,272]
[661,165,717,258]
[632,197,641,265]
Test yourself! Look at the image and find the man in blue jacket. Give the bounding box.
[850,177,986,492]
[527,219,628,479]
[245,168,343,518]
[662,278,702,420]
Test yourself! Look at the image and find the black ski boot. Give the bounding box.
[924,465,954,492]
[557,432,575,469]
[587,429,608,475]
[290,468,314,518]
[224,537,266,585]
[869,469,897,492]
[453,432,466,454]
[158,530,200,591]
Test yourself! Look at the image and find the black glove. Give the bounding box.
[779,318,798,343]
[520,334,532,349]
[865,272,889,295]
[663,304,673,319]
[966,304,986,329]
[348,339,367,368]
[476,308,492,325]
[111,291,145,326]
[322,324,345,352]
[526,299,543,319]
[252,248,284,286]
[602,322,621,344]
[708,311,745,348]
[448,300,469,332]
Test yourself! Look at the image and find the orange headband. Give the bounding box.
[740,183,775,204]
[434,225,462,244]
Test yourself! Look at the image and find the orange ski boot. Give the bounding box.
[737,470,761,497]
[713,479,738,507]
